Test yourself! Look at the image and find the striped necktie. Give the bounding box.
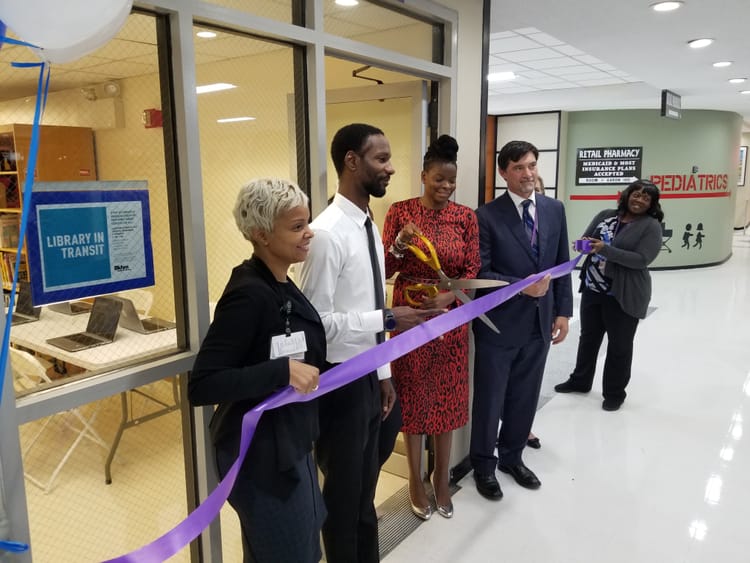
[522,199,538,259]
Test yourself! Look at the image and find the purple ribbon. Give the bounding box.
[573,238,593,253]
[105,255,582,563]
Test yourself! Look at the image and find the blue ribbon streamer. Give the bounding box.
[0,60,48,411]
[0,36,46,555]
[0,539,29,553]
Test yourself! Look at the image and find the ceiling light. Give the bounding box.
[741,90,750,95]
[196,31,217,39]
[713,61,732,67]
[688,38,713,49]
[335,0,359,6]
[651,1,683,11]
[196,83,237,94]
[488,71,517,82]
[728,78,747,84]
[217,116,256,123]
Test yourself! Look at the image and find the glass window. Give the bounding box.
[200,0,297,25]
[324,1,440,63]
[3,13,190,561]
[1,13,181,390]
[193,24,306,561]
[194,27,304,302]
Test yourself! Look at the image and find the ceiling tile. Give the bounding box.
[531,57,581,69]
[574,77,627,86]
[574,55,603,64]
[563,71,613,81]
[535,82,580,90]
[81,60,155,79]
[544,64,592,76]
[489,36,541,53]
[518,70,551,79]
[490,31,520,40]
[490,85,540,94]
[489,62,528,73]
[502,47,564,62]
[554,45,585,56]
[526,32,565,46]
[513,27,541,35]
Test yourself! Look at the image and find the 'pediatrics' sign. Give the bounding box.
[25,181,155,305]
[576,146,643,185]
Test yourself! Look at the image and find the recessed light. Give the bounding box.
[487,71,517,82]
[728,78,747,84]
[196,31,217,39]
[688,38,713,49]
[217,117,256,123]
[335,0,359,6]
[651,1,683,12]
[741,90,750,95]
[713,61,732,68]
[196,83,237,94]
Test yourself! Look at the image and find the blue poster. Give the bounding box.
[38,206,111,287]
[25,181,155,305]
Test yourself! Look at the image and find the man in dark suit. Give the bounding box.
[470,140,573,500]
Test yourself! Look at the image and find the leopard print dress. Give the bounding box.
[383,198,480,434]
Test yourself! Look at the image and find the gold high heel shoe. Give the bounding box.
[432,479,454,518]
[410,499,433,521]
[436,500,453,519]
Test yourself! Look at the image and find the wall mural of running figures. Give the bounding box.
[678,221,706,251]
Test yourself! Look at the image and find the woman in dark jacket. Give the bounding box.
[189,178,326,562]
[555,179,664,411]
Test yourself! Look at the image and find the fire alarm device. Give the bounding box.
[142,108,163,128]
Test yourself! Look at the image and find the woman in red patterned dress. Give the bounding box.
[383,134,480,520]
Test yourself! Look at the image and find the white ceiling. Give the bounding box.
[488,0,750,131]
[2,2,748,132]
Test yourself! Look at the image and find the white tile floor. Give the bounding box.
[384,232,750,563]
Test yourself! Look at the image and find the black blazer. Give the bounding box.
[189,256,326,498]
[474,192,573,346]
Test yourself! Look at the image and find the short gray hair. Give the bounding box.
[233,178,309,241]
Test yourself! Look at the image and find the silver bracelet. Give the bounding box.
[389,244,405,259]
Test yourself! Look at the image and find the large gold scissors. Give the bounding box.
[403,234,507,333]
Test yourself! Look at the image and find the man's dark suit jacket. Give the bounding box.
[474,192,573,343]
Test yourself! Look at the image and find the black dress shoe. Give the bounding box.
[526,436,541,449]
[554,378,591,393]
[497,462,541,489]
[602,398,624,411]
[473,472,503,500]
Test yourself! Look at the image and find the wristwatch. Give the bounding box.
[383,308,397,331]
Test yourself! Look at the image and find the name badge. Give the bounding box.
[270,331,307,360]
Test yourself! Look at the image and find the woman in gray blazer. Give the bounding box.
[555,180,664,411]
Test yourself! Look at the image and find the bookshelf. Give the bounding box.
[0,124,97,290]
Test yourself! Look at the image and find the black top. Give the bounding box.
[189,256,326,498]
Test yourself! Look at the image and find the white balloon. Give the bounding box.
[0,0,133,64]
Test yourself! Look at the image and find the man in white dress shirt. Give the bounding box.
[300,123,440,562]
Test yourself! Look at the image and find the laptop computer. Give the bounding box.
[48,300,93,315]
[46,297,123,352]
[11,281,41,326]
[115,297,175,334]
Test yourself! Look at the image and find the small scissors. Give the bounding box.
[403,234,507,334]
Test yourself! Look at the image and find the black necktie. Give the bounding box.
[364,217,385,344]
[522,199,539,259]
